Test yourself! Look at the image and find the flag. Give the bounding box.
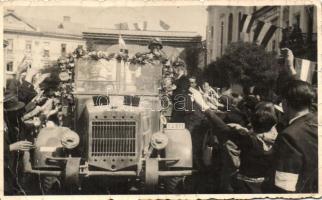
[252,21,265,43]
[133,23,141,31]
[160,20,170,30]
[260,24,277,47]
[115,23,129,30]
[143,21,147,31]
[115,23,121,29]
[118,35,127,50]
[253,21,277,47]
[294,58,316,83]
[240,14,256,33]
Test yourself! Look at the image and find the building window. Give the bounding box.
[293,13,301,27]
[6,61,13,72]
[61,43,67,55]
[238,12,242,40]
[220,21,224,56]
[43,42,50,58]
[272,40,276,52]
[283,6,290,27]
[228,13,233,43]
[63,16,71,22]
[43,50,50,58]
[25,40,32,53]
[306,6,314,42]
[7,39,13,54]
[211,26,214,38]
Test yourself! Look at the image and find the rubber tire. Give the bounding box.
[144,158,159,193]
[41,176,61,194]
[163,176,184,194]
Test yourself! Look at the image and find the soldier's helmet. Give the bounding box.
[148,37,163,50]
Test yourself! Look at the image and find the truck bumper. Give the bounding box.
[83,170,193,177]
[23,152,194,177]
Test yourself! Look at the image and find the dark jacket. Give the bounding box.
[4,121,21,195]
[171,75,193,122]
[7,79,37,105]
[205,109,275,178]
[272,113,318,193]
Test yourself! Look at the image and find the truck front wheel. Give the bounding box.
[163,176,184,194]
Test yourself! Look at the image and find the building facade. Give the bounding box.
[206,6,317,63]
[4,10,204,81]
[4,10,85,78]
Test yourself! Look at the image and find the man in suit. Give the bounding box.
[4,91,34,195]
[171,61,192,123]
[271,80,317,193]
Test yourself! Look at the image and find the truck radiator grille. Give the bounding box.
[91,121,136,157]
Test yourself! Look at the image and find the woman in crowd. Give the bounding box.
[189,87,279,193]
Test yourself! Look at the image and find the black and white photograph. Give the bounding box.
[1,1,320,197]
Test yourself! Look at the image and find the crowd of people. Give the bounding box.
[168,48,317,193]
[3,42,318,195]
[3,51,77,195]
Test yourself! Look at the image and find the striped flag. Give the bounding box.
[133,23,141,31]
[294,58,317,83]
[253,21,277,47]
[143,21,147,31]
[133,21,147,31]
[115,23,129,30]
[118,35,127,51]
[240,14,256,33]
[160,20,170,30]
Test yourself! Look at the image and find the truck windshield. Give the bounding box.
[75,58,162,95]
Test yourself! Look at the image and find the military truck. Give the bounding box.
[23,53,193,193]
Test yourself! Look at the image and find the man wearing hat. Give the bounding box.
[148,37,167,61]
[4,91,34,195]
[6,61,39,105]
[171,60,191,123]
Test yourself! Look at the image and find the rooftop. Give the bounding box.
[85,27,200,38]
[83,28,202,44]
[4,10,201,42]
[4,11,85,38]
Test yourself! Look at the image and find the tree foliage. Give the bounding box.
[203,42,279,89]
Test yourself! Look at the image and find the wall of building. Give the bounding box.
[206,6,253,63]
[206,6,317,63]
[4,33,85,74]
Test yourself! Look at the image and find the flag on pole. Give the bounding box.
[253,21,277,47]
[115,23,129,30]
[118,35,127,51]
[253,21,265,42]
[160,20,170,30]
[133,23,141,31]
[143,21,147,31]
[294,58,317,83]
[240,14,256,33]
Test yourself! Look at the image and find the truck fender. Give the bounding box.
[164,128,192,168]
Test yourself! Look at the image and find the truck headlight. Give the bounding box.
[61,129,80,149]
[150,132,168,150]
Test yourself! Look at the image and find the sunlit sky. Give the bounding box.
[9,6,208,38]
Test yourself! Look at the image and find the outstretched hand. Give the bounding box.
[281,48,296,75]
[227,123,249,135]
[25,67,40,83]
[189,87,210,111]
[10,141,34,151]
